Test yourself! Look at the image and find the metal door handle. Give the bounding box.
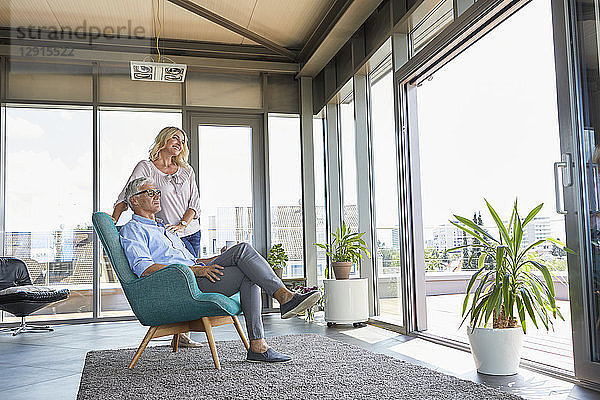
[554,153,572,215]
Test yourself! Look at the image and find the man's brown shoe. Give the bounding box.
[172,333,203,348]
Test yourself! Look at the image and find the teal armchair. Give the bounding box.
[92,212,249,369]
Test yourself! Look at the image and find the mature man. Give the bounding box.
[119,177,320,362]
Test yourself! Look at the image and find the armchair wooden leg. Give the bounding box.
[232,315,250,350]
[201,317,221,370]
[172,333,179,352]
[129,326,157,369]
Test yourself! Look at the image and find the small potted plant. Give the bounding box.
[267,244,288,279]
[448,199,572,375]
[315,222,370,279]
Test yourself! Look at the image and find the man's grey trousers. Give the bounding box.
[195,242,284,341]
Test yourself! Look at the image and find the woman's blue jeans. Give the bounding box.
[181,230,201,258]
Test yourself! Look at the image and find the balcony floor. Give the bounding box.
[380,294,574,372]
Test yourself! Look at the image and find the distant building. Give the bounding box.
[270,205,303,262]
[428,216,557,256]
[521,216,552,248]
[392,228,399,248]
[431,223,464,252]
[344,205,359,231]
[4,230,94,286]
[2,204,359,285]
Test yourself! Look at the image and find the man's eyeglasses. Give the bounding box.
[132,189,161,198]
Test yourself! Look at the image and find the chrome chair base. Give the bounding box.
[0,317,54,336]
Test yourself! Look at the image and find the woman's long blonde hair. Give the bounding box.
[149,126,190,167]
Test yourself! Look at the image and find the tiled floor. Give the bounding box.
[0,313,599,400]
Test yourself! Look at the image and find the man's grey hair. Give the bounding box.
[125,177,154,208]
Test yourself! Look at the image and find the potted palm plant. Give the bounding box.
[315,222,370,279]
[267,244,288,279]
[448,199,572,375]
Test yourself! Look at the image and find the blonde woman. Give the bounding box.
[112,126,202,348]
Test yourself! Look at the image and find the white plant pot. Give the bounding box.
[467,326,524,375]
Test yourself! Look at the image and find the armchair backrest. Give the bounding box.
[0,257,32,291]
[92,212,138,285]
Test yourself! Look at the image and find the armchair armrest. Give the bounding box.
[123,264,241,326]
[133,264,200,296]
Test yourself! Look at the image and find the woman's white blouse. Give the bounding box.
[115,160,201,237]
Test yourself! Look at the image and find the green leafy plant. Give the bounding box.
[267,244,288,270]
[448,199,573,334]
[314,222,370,264]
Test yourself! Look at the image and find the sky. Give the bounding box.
[4,110,302,229]
[340,99,358,206]
[198,116,304,225]
[5,109,182,230]
[371,71,400,229]
[267,116,302,207]
[413,0,565,241]
[5,108,93,231]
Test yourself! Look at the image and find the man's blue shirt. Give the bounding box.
[119,214,196,277]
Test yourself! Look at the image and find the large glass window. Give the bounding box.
[3,106,93,322]
[413,0,570,370]
[99,109,182,316]
[340,95,358,233]
[339,80,360,277]
[197,125,253,258]
[314,110,328,280]
[370,59,403,325]
[268,114,304,278]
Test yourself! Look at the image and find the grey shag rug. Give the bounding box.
[77,334,523,400]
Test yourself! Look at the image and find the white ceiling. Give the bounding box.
[0,0,335,49]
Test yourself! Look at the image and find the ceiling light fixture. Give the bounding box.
[131,0,187,83]
[130,61,187,82]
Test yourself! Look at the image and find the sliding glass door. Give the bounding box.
[556,0,600,384]
[394,0,600,381]
[189,114,267,258]
[401,0,572,371]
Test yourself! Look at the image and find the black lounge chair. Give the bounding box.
[0,257,69,336]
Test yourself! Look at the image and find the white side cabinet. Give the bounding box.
[324,278,368,326]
